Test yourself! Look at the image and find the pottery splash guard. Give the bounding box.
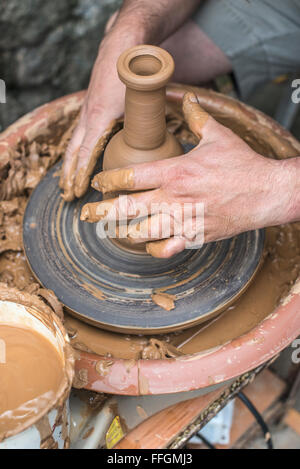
[1,83,300,395]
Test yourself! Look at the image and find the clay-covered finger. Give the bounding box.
[80,189,161,223]
[146,237,186,258]
[60,123,85,201]
[182,92,210,140]
[126,213,176,244]
[183,92,228,143]
[92,158,177,194]
[128,210,202,244]
[74,120,117,199]
[60,147,79,202]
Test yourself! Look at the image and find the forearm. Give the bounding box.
[96,0,201,69]
[87,0,201,114]
[258,156,300,230]
[116,0,201,46]
[281,157,300,224]
[60,2,201,200]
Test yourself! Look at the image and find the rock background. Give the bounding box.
[0,0,121,131]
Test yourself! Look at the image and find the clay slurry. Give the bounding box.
[0,325,64,433]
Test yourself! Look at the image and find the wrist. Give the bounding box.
[281,157,300,223]
[265,157,300,226]
[100,15,148,56]
[94,20,147,79]
[250,156,300,230]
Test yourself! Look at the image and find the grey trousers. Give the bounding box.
[193,0,300,98]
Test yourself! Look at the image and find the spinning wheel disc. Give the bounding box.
[23,148,265,334]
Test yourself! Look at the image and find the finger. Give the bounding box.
[127,212,200,245]
[60,148,79,201]
[80,189,161,223]
[92,157,178,194]
[74,120,116,198]
[60,125,85,201]
[146,237,186,258]
[127,213,176,243]
[183,92,226,143]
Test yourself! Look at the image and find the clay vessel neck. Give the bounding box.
[123,87,166,150]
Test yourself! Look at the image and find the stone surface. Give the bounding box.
[0,0,121,131]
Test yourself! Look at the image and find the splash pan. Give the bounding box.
[1,84,300,395]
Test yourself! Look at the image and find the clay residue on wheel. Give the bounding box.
[151,292,176,311]
[141,338,184,359]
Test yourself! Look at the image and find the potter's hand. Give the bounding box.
[59,4,140,201]
[59,54,125,201]
[81,92,299,258]
[59,0,201,202]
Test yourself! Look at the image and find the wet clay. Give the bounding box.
[0,197,26,254]
[60,117,122,201]
[102,46,182,252]
[0,196,36,290]
[1,139,64,202]
[92,168,134,195]
[182,92,209,139]
[0,324,64,434]
[151,293,175,311]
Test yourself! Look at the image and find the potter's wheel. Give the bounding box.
[23,142,264,335]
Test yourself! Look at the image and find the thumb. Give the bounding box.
[146,237,186,258]
[182,92,226,143]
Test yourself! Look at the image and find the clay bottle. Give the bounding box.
[103,45,183,253]
[103,44,182,169]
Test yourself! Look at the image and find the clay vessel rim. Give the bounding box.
[117,44,175,91]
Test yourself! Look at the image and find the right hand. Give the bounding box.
[81,93,298,258]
